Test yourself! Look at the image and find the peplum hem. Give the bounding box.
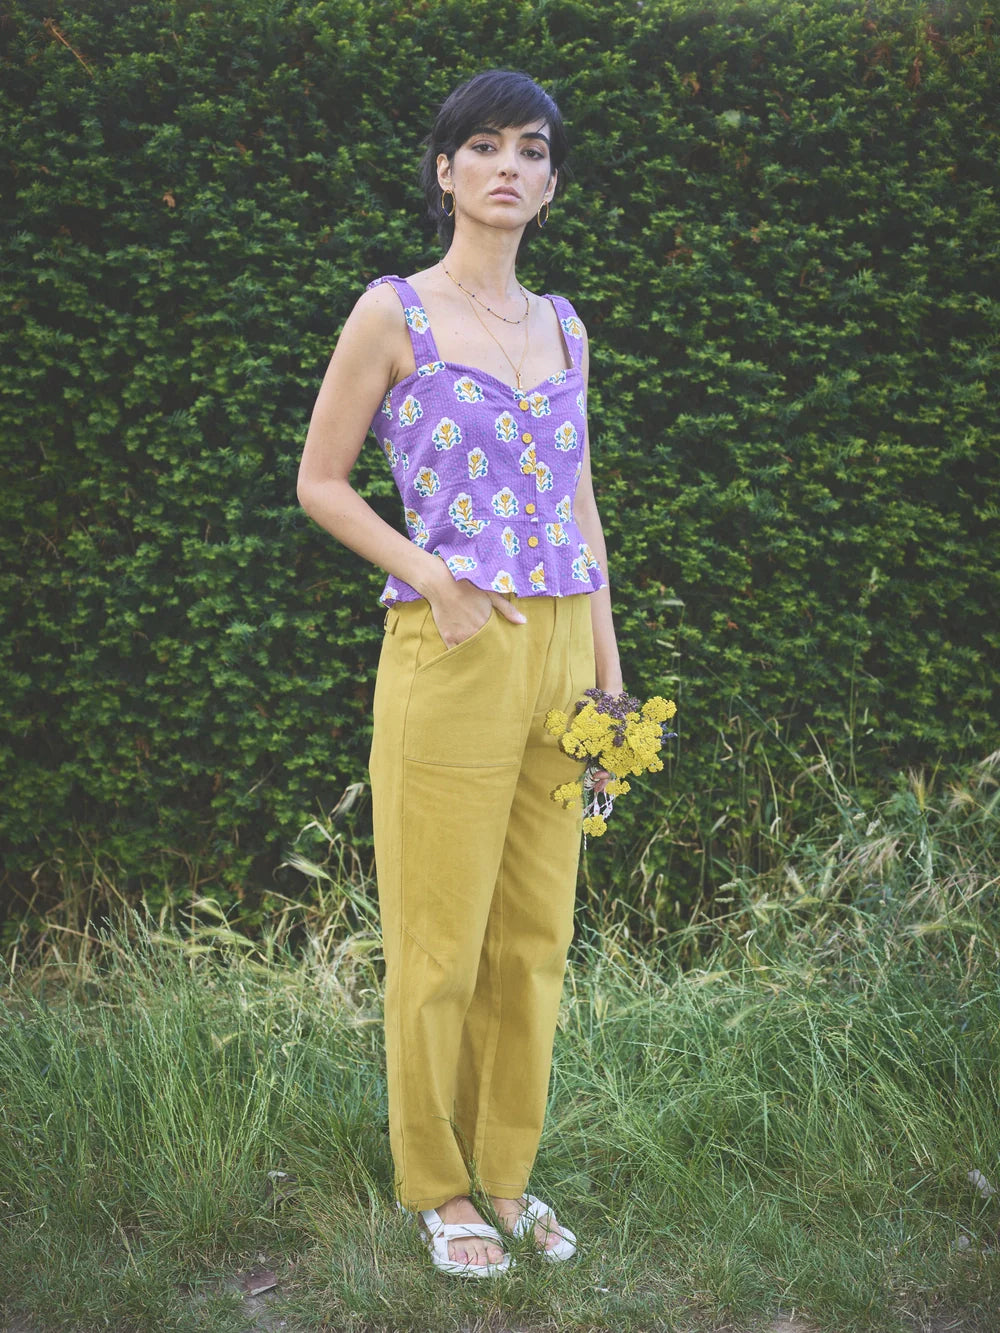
[379,537,606,608]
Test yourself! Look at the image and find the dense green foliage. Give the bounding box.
[1,0,997,917]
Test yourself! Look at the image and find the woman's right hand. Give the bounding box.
[427,575,527,648]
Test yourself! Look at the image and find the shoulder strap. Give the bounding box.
[366,274,441,365]
[544,293,586,370]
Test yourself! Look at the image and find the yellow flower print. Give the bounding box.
[454,376,485,403]
[534,461,553,492]
[556,495,572,523]
[579,542,599,569]
[529,561,547,591]
[492,570,517,594]
[381,392,392,419]
[382,438,398,467]
[404,305,430,333]
[501,526,520,557]
[446,554,477,573]
[467,447,488,479]
[527,391,551,417]
[545,522,570,547]
[571,555,591,582]
[404,507,429,548]
[560,315,584,339]
[449,493,487,536]
[491,487,518,518]
[519,443,538,476]
[554,421,579,451]
[431,417,462,451]
[398,394,423,427]
[494,412,518,442]
[548,369,568,385]
[413,467,440,497]
[417,359,445,376]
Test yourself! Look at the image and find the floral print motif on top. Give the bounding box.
[454,376,485,404]
[366,275,605,607]
[494,411,518,442]
[445,553,477,574]
[449,493,488,537]
[404,508,429,549]
[404,306,431,333]
[492,570,517,594]
[492,487,519,518]
[398,395,423,427]
[554,421,579,452]
[432,418,462,451]
[383,439,410,472]
[413,467,440,497]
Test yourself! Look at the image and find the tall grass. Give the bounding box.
[1,757,998,1332]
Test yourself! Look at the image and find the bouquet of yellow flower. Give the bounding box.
[545,688,677,837]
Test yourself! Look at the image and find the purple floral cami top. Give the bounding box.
[366,274,607,608]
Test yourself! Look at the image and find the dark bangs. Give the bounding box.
[418,69,568,249]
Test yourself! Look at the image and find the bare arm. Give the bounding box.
[574,330,624,696]
[297,284,525,644]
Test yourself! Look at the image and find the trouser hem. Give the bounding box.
[479,1176,530,1199]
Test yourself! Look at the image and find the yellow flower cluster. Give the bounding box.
[544,696,676,778]
[544,691,677,836]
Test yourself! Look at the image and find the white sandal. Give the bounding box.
[511,1193,577,1262]
[414,1206,514,1278]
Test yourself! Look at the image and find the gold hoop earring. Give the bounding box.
[441,189,456,218]
[537,200,550,228]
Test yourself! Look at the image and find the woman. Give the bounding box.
[298,69,622,1277]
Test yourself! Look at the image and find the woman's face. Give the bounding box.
[437,120,556,235]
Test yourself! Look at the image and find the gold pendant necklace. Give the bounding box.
[465,294,530,389]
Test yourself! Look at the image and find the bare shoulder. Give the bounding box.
[534,287,588,332]
[347,280,406,332]
[333,282,411,381]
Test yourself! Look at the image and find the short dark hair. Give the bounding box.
[418,69,569,250]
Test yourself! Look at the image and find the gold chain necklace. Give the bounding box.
[465,293,530,390]
[441,263,530,325]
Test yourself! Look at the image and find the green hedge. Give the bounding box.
[1,0,997,924]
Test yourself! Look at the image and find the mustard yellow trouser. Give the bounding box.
[369,592,593,1211]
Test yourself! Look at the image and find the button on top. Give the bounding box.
[527,535,539,548]
[521,432,533,444]
[518,398,530,411]
[525,503,536,514]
